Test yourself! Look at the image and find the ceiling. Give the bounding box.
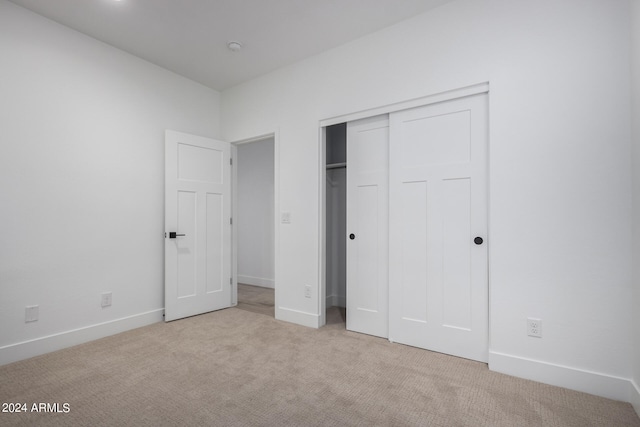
[8,0,454,91]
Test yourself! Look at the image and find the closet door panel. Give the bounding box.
[389,93,488,362]
[346,115,389,339]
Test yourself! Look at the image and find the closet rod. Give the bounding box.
[326,162,347,170]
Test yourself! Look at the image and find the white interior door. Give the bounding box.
[165,130,232,322]
[346,115,389,338]
[389,94,488,362]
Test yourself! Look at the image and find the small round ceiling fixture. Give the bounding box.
[227,41,243,52]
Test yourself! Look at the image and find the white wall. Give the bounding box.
[222,0,635,402]
[237,139,275,288]
[631,0,640,416]
[0,1,220,364]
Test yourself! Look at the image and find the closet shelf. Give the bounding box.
[326,162,347,170]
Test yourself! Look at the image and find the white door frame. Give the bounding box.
[318,82,489,328]
[319,126,328,327]
[231,132,279,313]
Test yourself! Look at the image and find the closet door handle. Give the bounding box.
[349,233,355,240]
[169,232,186,239]
[474,237,483,245]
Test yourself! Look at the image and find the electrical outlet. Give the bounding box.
[304,285,312,298]
[527,318,542,338]
[25,305,39,323]
[101,292,112,308]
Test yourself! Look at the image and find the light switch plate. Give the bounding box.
[25,305,39,323]
[101,292,112,308]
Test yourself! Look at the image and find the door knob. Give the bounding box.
[474,237,483,245]
[349,233,355,240]
[169,232,186,239]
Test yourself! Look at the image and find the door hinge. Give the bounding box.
[230,277,233,285]
[230,158,233,166]
[230,217,233,225]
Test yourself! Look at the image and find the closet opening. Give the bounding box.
[324,123,347,327]
[319,85,488,360]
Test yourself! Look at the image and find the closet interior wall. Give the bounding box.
[325,123,347,309]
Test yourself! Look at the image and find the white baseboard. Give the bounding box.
[237,275,275,289]
[630,379,640,417]
[489,350,633,403]
[0,309,164,366]
[275,306,320,328]
[326,294,346,308]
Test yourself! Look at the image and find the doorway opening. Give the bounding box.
[234,136,276,318]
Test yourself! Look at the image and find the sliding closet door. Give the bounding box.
[389,94,488,362]
[346,115,389,338]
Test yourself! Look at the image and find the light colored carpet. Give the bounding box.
[0,307,638,426]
